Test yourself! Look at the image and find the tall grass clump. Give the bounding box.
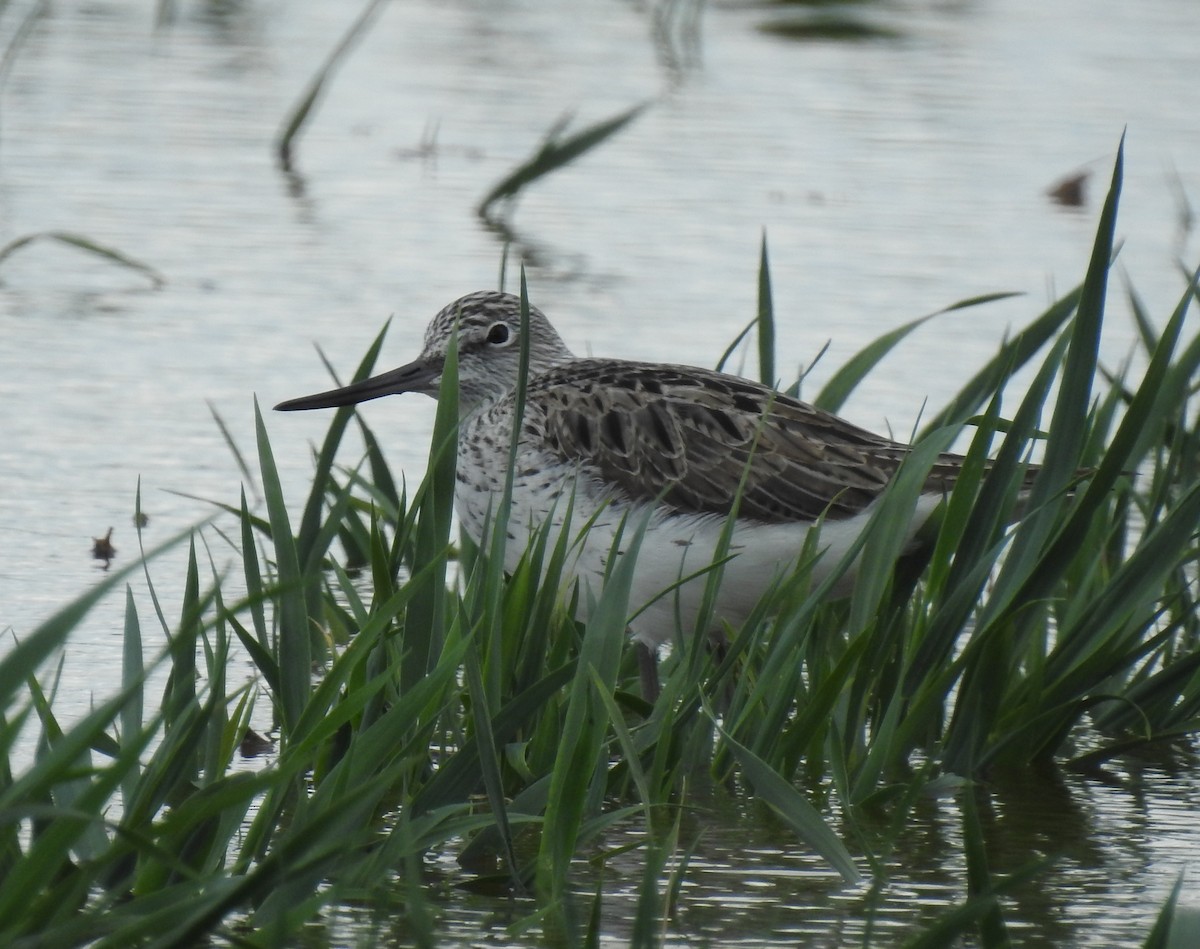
[2,141,1198,945]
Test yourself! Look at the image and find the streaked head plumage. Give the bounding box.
[275,290,575,416]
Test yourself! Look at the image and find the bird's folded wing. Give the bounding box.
[535,361,953,524]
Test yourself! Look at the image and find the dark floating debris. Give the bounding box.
[133,511,149,529]
[240,728,275,758]
[92,527,116,569]
[1047,170,1090,208]
[758,14,903,42]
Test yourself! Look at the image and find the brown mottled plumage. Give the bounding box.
[533,360,968,524]
[277,291,1017,698]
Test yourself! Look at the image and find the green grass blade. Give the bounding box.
[815,292,1020,414]
[461,642,524,890]
[0,528,194,703]
[900,856,1050,949]
[238,487,271,656]
[478,103,648,219]
[962,786,1008,947]
[0,231,164,288]
[401,320,459,692]
[537,517,646,905]
[254,398,311,733]
[756,231,776,386]
[710,706,860,883]
[296,324,392,567]
[1141,871,1198,949]
[119,586,144,808]
[275,0,388,171]
[162,537,200,726]
[207,401,257,498]
[714,316,757,374]
[919,287,1082,437]
[1026,137,1123,507]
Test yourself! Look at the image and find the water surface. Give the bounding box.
[1,0,1198,942]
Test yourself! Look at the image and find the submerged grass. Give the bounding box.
[0,231,165,289]
[2,143,1199,945]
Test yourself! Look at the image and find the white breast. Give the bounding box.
[455,411,942,649]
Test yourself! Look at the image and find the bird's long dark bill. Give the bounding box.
[274,358,440,411]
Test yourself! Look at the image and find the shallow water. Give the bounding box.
[310,757,1200,946]
[2,0,1199,943]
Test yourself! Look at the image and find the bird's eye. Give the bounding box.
[486,322,512,346]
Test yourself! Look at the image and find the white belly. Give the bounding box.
[455,436,942,648]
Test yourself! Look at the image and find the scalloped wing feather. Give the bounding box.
[535,360,970,524]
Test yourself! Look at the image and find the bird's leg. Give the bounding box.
[636,640,661,703]
[871,541,938,720]
[708,628,735,714]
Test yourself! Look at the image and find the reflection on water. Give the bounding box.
[309,754,1196,945]
[4,0,1199,642]
[2,0,1199,943]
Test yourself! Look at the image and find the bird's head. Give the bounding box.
[275,290,575,417]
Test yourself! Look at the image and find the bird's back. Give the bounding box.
[523,358,973,524]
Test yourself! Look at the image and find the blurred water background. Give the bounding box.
[2,0,1198,943]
